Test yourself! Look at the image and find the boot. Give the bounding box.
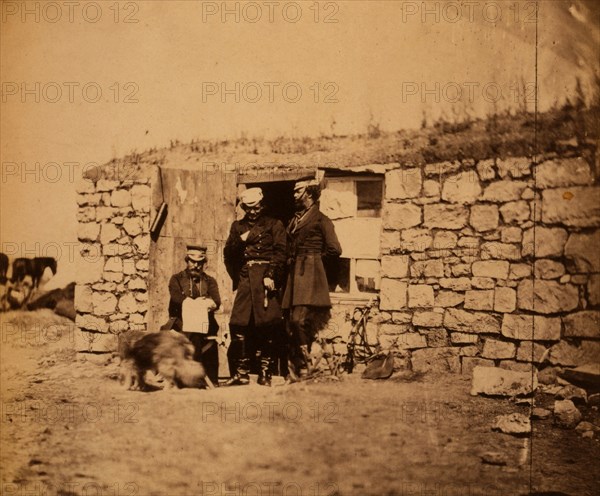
[224,358,250,386]
[257,355,272,386]
[300,344,313,375]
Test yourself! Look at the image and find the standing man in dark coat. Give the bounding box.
[166,245,221,385]
[224,188,287,386]
[282,178,342,379]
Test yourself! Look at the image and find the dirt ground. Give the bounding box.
[1,310,599,496]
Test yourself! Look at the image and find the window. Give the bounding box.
[320,176,383,298]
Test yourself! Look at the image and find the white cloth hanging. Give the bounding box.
[182,297,212,333]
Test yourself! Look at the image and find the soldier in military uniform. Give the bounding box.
[165,245,221,385]
[224,188,287,386]
[282,178,342,379]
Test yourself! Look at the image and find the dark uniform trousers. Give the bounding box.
[167,270,221,384]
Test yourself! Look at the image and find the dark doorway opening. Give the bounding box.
[249,181,296,226]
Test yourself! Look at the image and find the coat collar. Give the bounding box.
[289,204,319,234]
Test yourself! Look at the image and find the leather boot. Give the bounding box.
[257,355,272,386]
[225,358,250,386]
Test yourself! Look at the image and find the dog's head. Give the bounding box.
[175,359,207,388]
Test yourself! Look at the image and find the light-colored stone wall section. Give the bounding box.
[75,178,151,352]
[378,155,599,374]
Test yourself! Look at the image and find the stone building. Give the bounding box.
[74,123,600,377]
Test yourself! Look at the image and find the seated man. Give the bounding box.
[165,245,221,385]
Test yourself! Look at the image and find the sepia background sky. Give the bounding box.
[1,0,599,284]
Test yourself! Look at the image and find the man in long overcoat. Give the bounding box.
[166,245,221,384]
[224,188,287,386]
[282,179,342,378]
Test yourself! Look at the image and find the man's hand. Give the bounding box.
[263,277,275,291]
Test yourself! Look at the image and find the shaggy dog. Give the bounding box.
[119,330,214,391]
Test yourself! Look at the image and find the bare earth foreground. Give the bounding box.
[1,311,598,496]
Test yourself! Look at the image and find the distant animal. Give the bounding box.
[31,257,57,288]
[0,253,8,283]
[119,330,214,391]
[11,257,57,289]
[11,258,33,284]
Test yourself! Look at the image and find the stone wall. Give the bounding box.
[74,178,151,352]
[377,155,600,375]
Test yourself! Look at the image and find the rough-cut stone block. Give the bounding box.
[134,235,150,254]
[118,293,140,313]
[424,328,448,347]
[383,203,422,230]
[494,287,516,313]
[136,259,150,272]
[131,184,151,213]
[564,231,600,273]
[123,217,143,236]
[497,361,535,373]
[501,314,561,341]
[451,264,471,277]
[73,328,117,353]
[522,227,568,258]
[76,179,95,194]
[517,279,579,314]
[499,201,530,224]
[444,308,501,334]
[476,159,495,180]
[432,231,458,250]
[533,259,565,280]
[75,314,108,333]
[104,257,123,273]
[385,169,422,200]
[391,312,412,324]
[470,366,538,396]
[100,223,121,245]
[517,342,549,363]
[588,275,600,306]
[450,332,479,344]
[472,260,509,279]
[549,340,600,367]
[500,227,522,243]
[379,323,410,336]
[481,242,520,260]
[400,229,432,252]
[423,179,440,197]
[469,204,499,232]
[435,290,464,307]
[95,206,116,222]
[77,193,101,206]
[439,277,471,291]
[379,279,407,311]
[75,285,93,313]
[535,158,593,189]
[381,231,400,254]
[410,259,444,278]
[482,339,516,359]
[412,311,443,327]
[462,357,494,376]
[111,189,131,208]
[408,285,434,308]
[104,271,123,283]
[424,161,460,176]
[471,277,495,289]
[77,222,100,242]
[497,157,531,179]
[77,207,96,223]
[96,179,120,192]
[381,255,409,278]
[423,204,468,229]
[123,259,136,275]
[393,333,427,350]
[563,311,600,339]
[541,187,600,227]
[509,263,531,280]
[411,347,460,373]
[482,180,529,202]
[92,292,118,316]
[441,171,481,204]
[128,278,147,291]
[459,345,479,357]
[464,290,494,311]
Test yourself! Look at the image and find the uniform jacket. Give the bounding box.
[282,204,342,309]
[167,269,221,334]
[224,214,287,327]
